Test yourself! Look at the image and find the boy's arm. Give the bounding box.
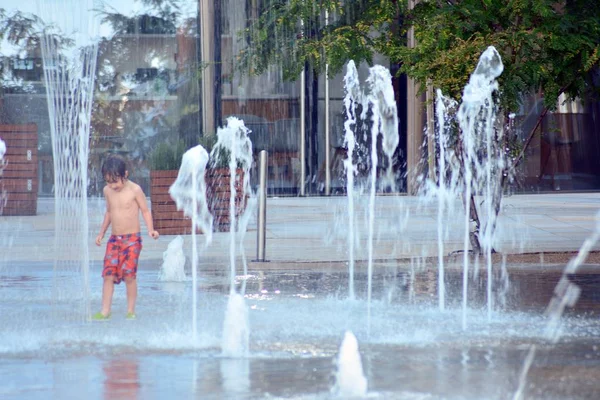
[95,187,111,246]
[135,185,159,239]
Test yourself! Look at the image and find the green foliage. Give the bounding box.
[149,140,186,170]
[0,9,74,79]
[95,0,182,35]
[208,141,250,170]
[0,9,40,50]
[208,146,233,169]
[149,135,237,170]
[198,134,217,153]
[395,0,600,112]
[198,134,232,168]
[238,0,402,79]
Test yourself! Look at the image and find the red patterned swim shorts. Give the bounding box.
[102,232,142,284]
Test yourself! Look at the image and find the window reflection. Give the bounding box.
[0,0,598,204]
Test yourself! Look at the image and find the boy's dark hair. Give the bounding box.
[102,154,128,182]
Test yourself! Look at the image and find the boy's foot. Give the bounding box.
[126,312,136,320]
[92,312,111,321]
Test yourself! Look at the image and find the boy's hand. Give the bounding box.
[95,235,103,246]
[149,230,159,240]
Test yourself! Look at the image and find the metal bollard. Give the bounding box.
[256,150,268,261]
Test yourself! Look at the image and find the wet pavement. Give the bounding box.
[1,266,600,399]
[1,193,600,399]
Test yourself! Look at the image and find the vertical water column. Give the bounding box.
[342,61,361,300]
[210,117,253,294]
[364,66,399,334]
[434,91,449,311]
[210,117,253,357]
[169,145,213,344]
[456,46,504,328]
[432,90,460,311]
[333,331,368,397]
[38,0,99,320]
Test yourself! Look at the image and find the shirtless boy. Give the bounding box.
[93,155,159,320]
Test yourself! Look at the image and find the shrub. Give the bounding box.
[149,140,186,170]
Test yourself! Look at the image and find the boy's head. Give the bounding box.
[102,154,128,190]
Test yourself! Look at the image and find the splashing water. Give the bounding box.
[455,46,504,328]
[38,0,99,321]
[221,293,250,358]
[367,65,399,188]
[169,145,214,238]
[333,331,368,397]
[169,144,213,343]
[210,117,253,294]
[158,236,187,282]
[210,117,254,355]
[342,61,360,300]
[420,46,505,321]
[235,194,257,296]
[365,65,400,332]
[431,90,460,311]
[342,63,400,332]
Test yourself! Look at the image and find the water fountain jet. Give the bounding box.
[342,61,360,300]
[38,0,99,320]
[209,117,254,356]
[221,293,250,357]
[333,330,368,397]
[169,144,213,343]
[158,236,187,282]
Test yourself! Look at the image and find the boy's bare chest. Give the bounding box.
[108,191,137,213]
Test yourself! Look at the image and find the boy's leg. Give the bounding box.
[124,276,137,314]
[101,276,116,316]
[99,234,120,318]
[122,233,142,316]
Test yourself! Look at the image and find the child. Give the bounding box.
[93,154,159,320]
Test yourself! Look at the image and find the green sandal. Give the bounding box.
[92,312,111,321]
[126,312,136,320]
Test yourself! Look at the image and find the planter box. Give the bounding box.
[206,168,247,232]
[0,124,38,216]
[150,168,247,235]
[150,170,192,235]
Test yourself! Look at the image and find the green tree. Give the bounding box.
[396,0,600,167]
[0,9,73,93]
[238,0,402,79]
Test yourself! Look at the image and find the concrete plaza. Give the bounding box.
[1,192,599,269]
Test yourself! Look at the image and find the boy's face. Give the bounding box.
[105,173,127,192]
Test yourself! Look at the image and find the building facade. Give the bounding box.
[0,0,599,200]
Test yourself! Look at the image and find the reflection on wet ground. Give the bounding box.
[1,261,600,399]
[237,264,600,315]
